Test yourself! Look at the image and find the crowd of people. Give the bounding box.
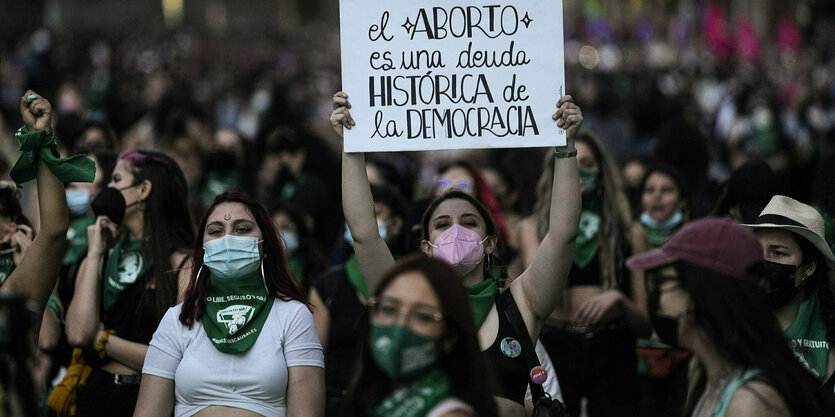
[1,1,835,417]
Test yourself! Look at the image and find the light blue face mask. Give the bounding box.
[66,189,91,217]
[344,220,388,246]
[281,231,299,254]
[203,235,263,279]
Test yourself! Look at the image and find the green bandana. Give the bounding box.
[201,170,243,207]
[9,127,95,186]
[469,266,500,327]
[368,366,452,417]
[574,210,601,268]
[202,269,273,353]
[0,252,59,312]
[785,291,830,381]
[345,254,370,300]
[63,216,96,265]
[102,233,151,311]
[0,253,16,285]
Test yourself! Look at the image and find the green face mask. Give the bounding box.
[370,323,441,381]
[579,168,599,195]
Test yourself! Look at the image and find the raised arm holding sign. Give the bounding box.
[332,90,582,417]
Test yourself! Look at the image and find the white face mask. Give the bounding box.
[202,235,263,279]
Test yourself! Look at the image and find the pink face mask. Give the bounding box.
[427,224,489,275]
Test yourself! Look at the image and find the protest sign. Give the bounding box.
[339,0,565,152]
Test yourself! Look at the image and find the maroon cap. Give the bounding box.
[626,217,763,280]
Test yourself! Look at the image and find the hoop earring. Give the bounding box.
[194,265,204,287]
[260,261,269,292]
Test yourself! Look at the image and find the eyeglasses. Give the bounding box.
[367,297,444,330]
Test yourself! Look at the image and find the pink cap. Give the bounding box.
[626,217,763,280]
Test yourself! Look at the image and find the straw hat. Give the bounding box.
[743,195,835,269]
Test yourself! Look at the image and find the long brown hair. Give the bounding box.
[120,150,195,320]
[534,131,631,288]
[345,254,499,417]
[179,191,309,327]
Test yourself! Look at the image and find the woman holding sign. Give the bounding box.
[332,91,582,417]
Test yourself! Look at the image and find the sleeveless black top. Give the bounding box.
[481,290,531,405]
[312,265,366,398]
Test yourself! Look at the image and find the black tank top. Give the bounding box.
[481,290,531,405]
[313,265,366,395]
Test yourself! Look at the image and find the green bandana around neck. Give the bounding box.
[345,254,371,300]
[102,233,151,311]
[784,291,830,381]
[469,266,500,327]
[574,209,601,268]
[202,269,273,353]
[10,126,96,186]
[644,225,680,249]
[368,366,452,417]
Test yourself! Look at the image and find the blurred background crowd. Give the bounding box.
[1,0,835,415]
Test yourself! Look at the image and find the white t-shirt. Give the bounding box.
[143,299,324,417]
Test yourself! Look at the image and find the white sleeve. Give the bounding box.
[142,306,186,379]
[282,301,325,368]
[525,340,563,403]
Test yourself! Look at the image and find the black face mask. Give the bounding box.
[91,187,127,225]
[647,289,682,348]
[762,260,800,309]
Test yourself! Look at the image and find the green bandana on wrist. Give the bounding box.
[785,291,830,381]
[10,126,96,186]
[102,233,151,311]
[469,266,500,327]
[202,269,273,353]
[368,366,452,417]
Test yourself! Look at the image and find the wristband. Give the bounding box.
[554,147,577,159]
[95,329,116,359]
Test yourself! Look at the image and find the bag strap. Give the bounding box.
[499,290,547,401]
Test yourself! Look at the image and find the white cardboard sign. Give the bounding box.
[339,0,566,152]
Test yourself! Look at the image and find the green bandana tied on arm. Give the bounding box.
[10,127,95,186]
[368,367,452,417]
[202,269,272,353]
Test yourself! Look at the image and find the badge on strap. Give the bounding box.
[500,337,521,358]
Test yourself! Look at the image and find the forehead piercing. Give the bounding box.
[224,213,232,221]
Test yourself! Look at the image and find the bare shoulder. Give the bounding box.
[726,380,791,417]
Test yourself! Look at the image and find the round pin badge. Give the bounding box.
[500,337,521,358]
[530,366,548,385]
